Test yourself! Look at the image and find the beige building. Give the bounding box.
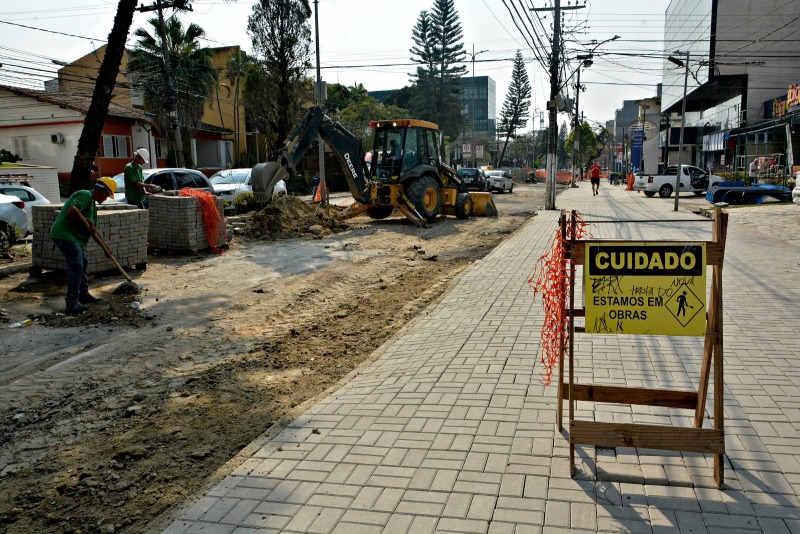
[57,44,247,171]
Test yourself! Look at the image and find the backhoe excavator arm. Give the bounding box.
[251,106,370,204]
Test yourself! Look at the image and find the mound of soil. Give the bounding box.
[244,196,348,239]
[37,290,157,329]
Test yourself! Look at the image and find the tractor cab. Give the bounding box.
[370,119,440,183]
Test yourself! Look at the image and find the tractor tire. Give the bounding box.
[367,205,394,220]
[658,184,673,198]
[644,191,656,198]
[406,176,441,222]
[454,193,473,219]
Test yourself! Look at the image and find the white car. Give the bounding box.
[0,192,29,245]
[634,165,722,198]
[210,168,253,204]
[793,172,800,204]
[0,183,51,235]
[485,170,514,193]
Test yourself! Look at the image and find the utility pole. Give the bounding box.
[532,1,584,210]
[138,0,192,168]
[570,55,593,188]
[313,0,327,206]
[668,51,690,212]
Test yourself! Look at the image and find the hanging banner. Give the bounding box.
[585,242,706,336]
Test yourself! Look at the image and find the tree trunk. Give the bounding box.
[68,0,138,194]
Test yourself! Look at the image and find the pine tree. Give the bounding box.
[497,51,531,166]
[409,0,467,137]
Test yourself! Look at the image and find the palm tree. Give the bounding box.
[225,50,250,165]
[128,17,217,165]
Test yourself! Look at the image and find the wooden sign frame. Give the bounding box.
[556,207,728,488]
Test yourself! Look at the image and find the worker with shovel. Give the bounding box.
[49,177,117,314]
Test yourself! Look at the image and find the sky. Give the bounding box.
[0,0,672,134]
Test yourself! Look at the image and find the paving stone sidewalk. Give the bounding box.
[165,183,800,533]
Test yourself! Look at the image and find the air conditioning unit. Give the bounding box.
[50,133,65,144]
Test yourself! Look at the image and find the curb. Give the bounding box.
[0,261,31,279]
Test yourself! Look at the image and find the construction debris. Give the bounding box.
[244,196,348,239]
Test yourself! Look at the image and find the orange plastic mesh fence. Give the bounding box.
[178,189,225,254]
[528,211,590,385]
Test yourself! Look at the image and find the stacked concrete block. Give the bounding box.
[147,193,227,253]
[32,204,148,274]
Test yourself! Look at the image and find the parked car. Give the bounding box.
[109,168,213,205]
[793,172,800,204]
[633,165,722,198]
[0,183,51,235]
[485,170,514,193]
[456,167,487,192]
[210,168,252,204]
[0,192,29,245]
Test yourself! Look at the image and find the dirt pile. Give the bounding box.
[244,196,348,239]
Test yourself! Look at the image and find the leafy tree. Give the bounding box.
[128,17,217,166]
[383,86,417,110]
[338,97,410,147]
[409,0,467,138]
[496,51,531,166]
[69,0,138,193]
[246,0,313,159]
[225,49,252,164]
[0,149,22,164]
[557,121,569,169]
[324,82,371,115]
[566,121,600,171]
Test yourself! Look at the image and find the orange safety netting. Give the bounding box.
[179,188,225,254]
[527,211,590,385]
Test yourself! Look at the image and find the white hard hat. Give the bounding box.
[135,148,150,163]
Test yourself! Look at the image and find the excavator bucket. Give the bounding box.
[469,192,498,216]
[252,162,289,204]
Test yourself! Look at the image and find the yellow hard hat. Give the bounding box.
[95,176,117,198]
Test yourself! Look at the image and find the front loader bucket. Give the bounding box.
[469,192,497,216]
[252,162,289,204]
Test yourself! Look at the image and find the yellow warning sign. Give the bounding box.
[584,242,706,335]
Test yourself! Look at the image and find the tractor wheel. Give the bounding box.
[454,193,473,219]
[406,176,441,222]
[644,191,656,198]
[658,184,673,198]
[367,205,394,220]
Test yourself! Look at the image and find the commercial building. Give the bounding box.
[662,0,800,176]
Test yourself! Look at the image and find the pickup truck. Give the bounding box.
[634,165,723,198]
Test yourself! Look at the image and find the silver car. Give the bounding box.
[109,168,213,205]
[0,184,51,235]
[0,192,29,245]
[210,168,252,204]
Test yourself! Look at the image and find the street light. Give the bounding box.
[668,51,690,212]
[571,55,593,187]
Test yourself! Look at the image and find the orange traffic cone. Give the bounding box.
[313,177,327,202]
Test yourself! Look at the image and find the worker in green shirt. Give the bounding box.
[49,177,117,314]
[124,148,158,208]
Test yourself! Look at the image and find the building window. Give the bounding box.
[101,135,130,158]
[155,138,167,159]
[12,137,29,160]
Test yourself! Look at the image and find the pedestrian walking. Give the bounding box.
[748,159,758,184]
[49,177,117,314]
[590,162,602,196]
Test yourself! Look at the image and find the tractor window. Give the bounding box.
[422,130,437,165]
[373,128,404,178]
[402,128,419,171]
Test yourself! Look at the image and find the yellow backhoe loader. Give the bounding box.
[251,107,497,226]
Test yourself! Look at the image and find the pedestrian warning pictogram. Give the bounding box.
[584,242,707,336]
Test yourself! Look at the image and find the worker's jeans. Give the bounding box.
[53,239,89,307]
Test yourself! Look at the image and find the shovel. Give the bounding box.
[69,207,140,294]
